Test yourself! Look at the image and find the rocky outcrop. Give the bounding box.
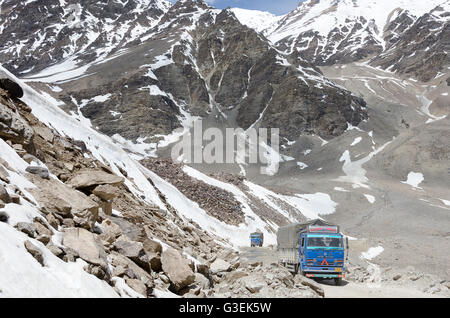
[0,101,34,147]
[62,228,108,269]
[28,176,99,230]
[0,78,24,98]
[67,170,124,189]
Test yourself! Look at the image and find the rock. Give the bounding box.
[22,154,38,164]
[92,184,118,201]
[45,213,59,229]
[15,222,35,237]
[28,176,99,230]
[99,200,112,216]
[194,273,211,290]
[147,252,162,272]
[196,263,210,277]
[0,199,4,209]
[62,227,108,269]
[0,102,34,146]
[67,169,124,189]
[161,248,195,292]
[0,184,10,203]
[47,243,64,257]
[87,264,107,280]
[143,238,163,254]
[0,211,9,223]
[0,164,9,182]
[210,259,231,274]
[24,240,44,266]
[393,274,402,281]
[36,234,51,245]
[294,275,325,297]
[34,126,54,143]
[108,251,152,283]
[243,277,265,294]
[9,194,20,204]
[99,218,122,245]
[33,220,52,236]
[0,78,23,98]
[25,166,50,179]
[114,240,145,260]
[126,278,147,297]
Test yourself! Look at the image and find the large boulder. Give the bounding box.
[0,78,23,98]
[161,248,195,292]
[67,169,124,189]
[27,176,99,230]
[294,275,325,297]
[62,227,108,269]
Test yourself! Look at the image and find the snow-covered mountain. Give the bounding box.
[235,0,449,82]
[0,0,368,159]
[230,8,284,33]
[0,0,171,75]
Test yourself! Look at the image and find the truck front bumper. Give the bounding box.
[305,273,344,278]
[303,266,345,278]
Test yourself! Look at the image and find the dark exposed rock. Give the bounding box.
[0,78,23,98]
[0,211,8,223]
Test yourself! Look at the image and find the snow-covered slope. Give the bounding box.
[230,8,284,33]
[0,0,172,76]
[263,0,448,72]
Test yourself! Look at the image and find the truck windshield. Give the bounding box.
[307,235,342,248]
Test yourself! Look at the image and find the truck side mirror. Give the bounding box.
[345,237,349,260]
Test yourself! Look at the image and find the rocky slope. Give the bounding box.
[0,67,339,297]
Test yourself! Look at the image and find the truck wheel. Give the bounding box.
[334,278,343,286]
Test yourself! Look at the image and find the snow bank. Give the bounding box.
[361,246,384,261]
[0,222,118,297]
[401,172,424,189]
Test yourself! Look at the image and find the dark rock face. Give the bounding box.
[0,78,23,98]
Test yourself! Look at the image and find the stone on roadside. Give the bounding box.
[294,275,325,297]
[161,248,195,292]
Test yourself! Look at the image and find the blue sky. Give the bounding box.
[169,0,302,15]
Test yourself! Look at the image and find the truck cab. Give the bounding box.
[250,232,263,247]
[298,225,348,285]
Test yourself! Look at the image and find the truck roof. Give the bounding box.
[277,219,339,249]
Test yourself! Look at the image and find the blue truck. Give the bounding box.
[277,219,348,285]
[250,232,264,247]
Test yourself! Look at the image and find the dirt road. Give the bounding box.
[239,246,441,298]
